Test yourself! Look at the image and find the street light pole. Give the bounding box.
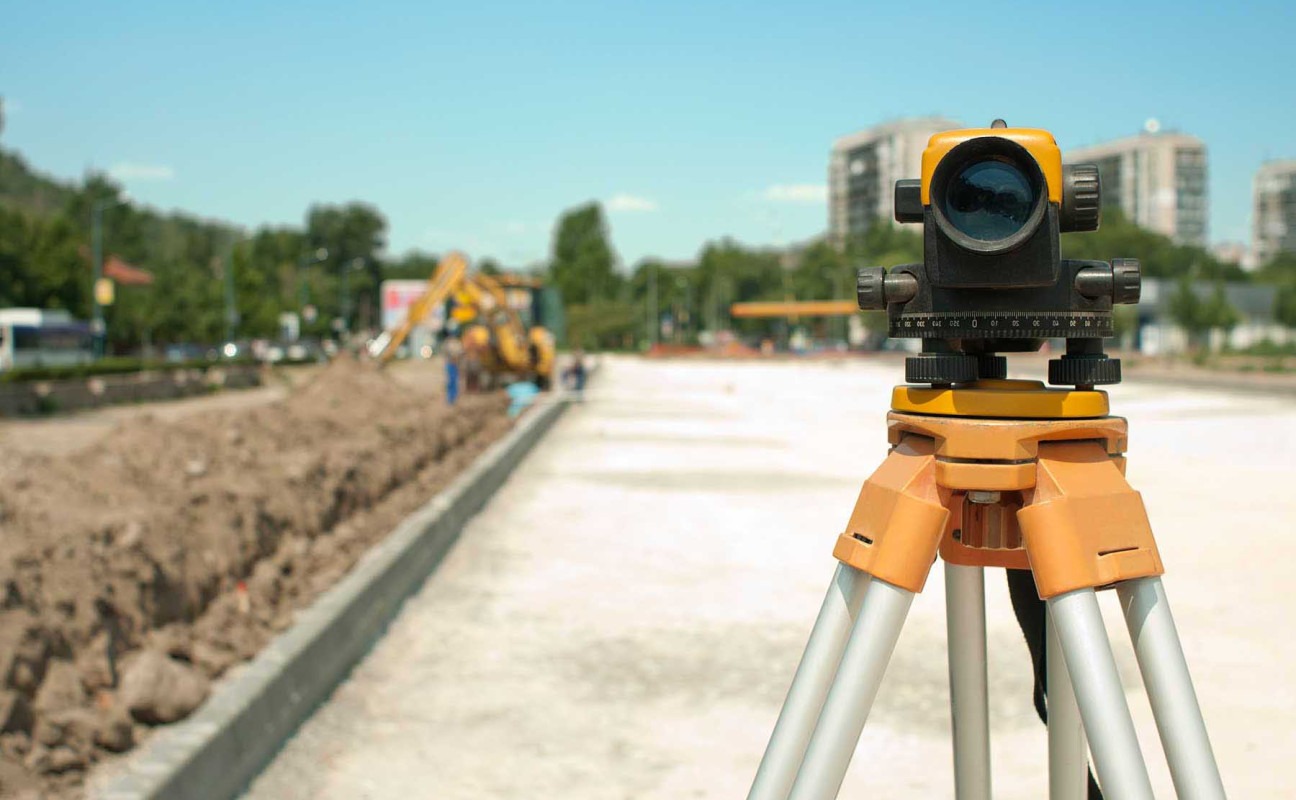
[91,199,105,358]
[340,256,362,334]
[297,247,329,333]
[223,241,238,345]
[649,262,658,348]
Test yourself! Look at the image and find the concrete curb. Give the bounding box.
[93,393,575,800]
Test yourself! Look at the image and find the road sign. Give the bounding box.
[95,278,115,306]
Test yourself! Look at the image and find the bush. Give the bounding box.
[1239,339,1296,357]
[0,357,257,384]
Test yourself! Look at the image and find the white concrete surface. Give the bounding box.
[243,356,1296,800]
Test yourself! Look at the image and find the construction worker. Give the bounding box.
[563,348,587,392]
[443,336,463,405]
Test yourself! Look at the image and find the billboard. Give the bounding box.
[380,280,447,332]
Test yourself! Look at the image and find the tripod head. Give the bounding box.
[856,121,1140,388]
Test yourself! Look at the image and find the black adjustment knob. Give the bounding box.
[976,354,1007,380]
[1048,356,1122,387]
[894,179,924,223]
[857,267,886,310]
[1111,258,1141,305]
[906,354,979,385]
[1062,164,1101,232]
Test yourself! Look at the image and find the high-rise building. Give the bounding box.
[828,116,961,245]
[1066,129,1208,246]
[1252,160,1296,267]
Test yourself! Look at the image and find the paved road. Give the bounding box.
[244,356,1296,799]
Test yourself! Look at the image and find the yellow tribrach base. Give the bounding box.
[890,378,1109,419]
[833,380,1162,598]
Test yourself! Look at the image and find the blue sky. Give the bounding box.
[2,0,1293,268]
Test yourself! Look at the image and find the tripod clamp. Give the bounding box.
[834,379,1160,597]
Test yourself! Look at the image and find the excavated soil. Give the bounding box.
[0,358,512,799]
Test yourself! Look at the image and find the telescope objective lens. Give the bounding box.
[942,160,1037,242]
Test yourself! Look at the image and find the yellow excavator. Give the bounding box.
[368,252,555,388]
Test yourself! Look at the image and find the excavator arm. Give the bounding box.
[368,252,469,362]
[368,251,555,385]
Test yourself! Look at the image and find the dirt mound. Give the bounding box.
[0,358,511,798]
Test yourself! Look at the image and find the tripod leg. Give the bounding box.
[945,563,991,800]
[787,577,914,800]
[1117,577,1227,800]
[1047,588,1155,800]
[748,564,871,800]
[1047,607,1088,800]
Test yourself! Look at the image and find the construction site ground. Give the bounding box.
[243,354,1294,800]
[0,358,511,799]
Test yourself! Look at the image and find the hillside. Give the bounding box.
[0,147,78,218]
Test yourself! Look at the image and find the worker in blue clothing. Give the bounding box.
[443,336,463,406]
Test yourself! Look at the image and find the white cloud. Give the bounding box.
[108,162,175,182]
[2,98,21,114]
[607,193,658,213]
[761,183,828,204]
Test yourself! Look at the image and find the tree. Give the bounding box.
[845,220,924,269]
[790,240,847,301]
[566,300,640,349]
[548,202,619,305]
[1169,277,1239,352]
[1168,276,1207,349]
[0,208,88,314]
[1275,284,1296,329]
[306,202,388,325]
[1202,281,1240,335]
[1061,207,1245,282]
[1256,251,1296,327]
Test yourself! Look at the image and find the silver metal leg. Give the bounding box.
[945,563,991,800]
[748,564,871,800]
[1047,588,1155,800]
[1046,608,1087,800]
[1118,577,1227,800]
[787,577,914,800]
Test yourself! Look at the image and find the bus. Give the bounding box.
[0,308,95,372]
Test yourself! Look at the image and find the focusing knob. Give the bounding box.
[1062,163,1101,232]
[1111,258,1141,305]
[856,267,886,310]
[1048,355,1122,387]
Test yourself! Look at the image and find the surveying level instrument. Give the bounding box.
[747,123,1227,800]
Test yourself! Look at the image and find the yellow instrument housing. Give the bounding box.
[920,128,1063,206]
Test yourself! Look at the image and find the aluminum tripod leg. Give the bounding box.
[1047,588,1155,800]
[1047,608,1087,800]
[1118,577,1227,800]
[747,564,871,800]
[786,577,914,800]
[945,563,990,800]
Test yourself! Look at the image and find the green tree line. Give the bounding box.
[1,147,449,352]
[4,144,1295,354]
[550,200,1296,350]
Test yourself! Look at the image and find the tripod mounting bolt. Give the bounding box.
[857,268,920,311]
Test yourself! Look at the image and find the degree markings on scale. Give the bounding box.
[892,312,1112,338]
